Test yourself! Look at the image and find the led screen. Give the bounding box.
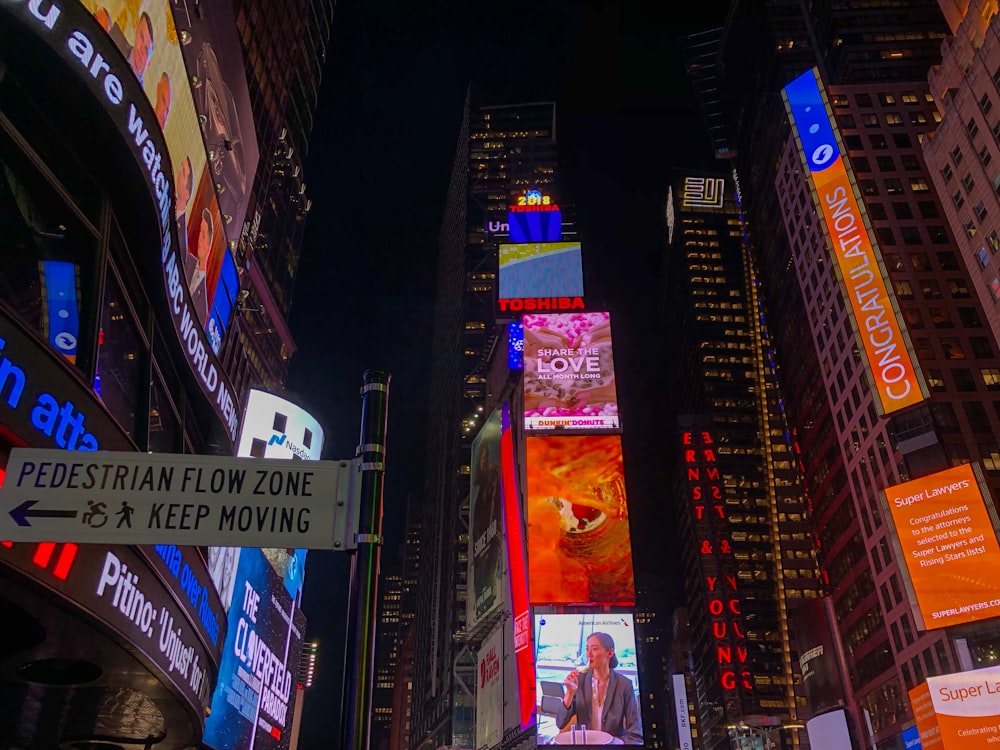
[500,403,534,730]
[499,242,583,300]
[526,435,635,605]
[173,0,259,243]
[523,312,620,432]
[74,0,242,432]
[534,612,642,745]
[203,547,304,750]
[909,666,1000,748]
[783,68,926,415]
[468,408,505,630]
[507,189,562,243]
[882,463,1000,630]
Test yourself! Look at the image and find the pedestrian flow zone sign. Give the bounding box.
[0,448,363,549]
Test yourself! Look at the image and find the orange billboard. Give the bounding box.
[883,463,1000,629]
[783,68,926,415]
[525,435,635,605]
[909,666,1000,747]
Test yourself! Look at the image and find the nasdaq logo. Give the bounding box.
[268,434,287,446]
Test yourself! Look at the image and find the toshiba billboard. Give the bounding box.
[881,463,1000,630]
[783,68,926,415]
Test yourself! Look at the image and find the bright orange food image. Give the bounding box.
[525,435,636,605]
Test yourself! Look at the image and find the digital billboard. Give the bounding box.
[507,188,562,243]
[909,666,1000,748]
[881,463,1000,630]
[468,408,505,631]
[499,242,584,301]
[526,435,635,605]
[790,597,846,713]
[172,0,259,246]
[534,612,643,745]
[523,312,620,432]
[782,67,926,415]
[81,1,241,348]
[203,547,304,750]
[500,403,534,730]
[235,389,324,462]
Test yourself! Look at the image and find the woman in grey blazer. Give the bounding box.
[557,632,643,744]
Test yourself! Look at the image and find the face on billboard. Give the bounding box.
[84,1,241,367]
[469,409,505,630]
[499,243,584,300]
[523,312,620,432]
[526,435,635,605]
[883,463,1000,629]
[534,612,642,745]
[783,68,925,415]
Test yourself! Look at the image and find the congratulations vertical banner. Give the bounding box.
[782,68,926,415]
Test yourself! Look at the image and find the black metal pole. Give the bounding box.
[342,370,390,750]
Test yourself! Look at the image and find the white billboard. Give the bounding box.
[236,389,324,460]
[476,626,505,750]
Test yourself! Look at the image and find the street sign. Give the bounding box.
[0,448,362,549]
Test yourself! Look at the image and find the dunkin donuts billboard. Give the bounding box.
[522,312,620,433]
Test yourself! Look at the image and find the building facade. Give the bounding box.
[685,1,1000,747]
[0,1,331,747]
[662,171,817,750]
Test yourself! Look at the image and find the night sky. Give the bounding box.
[284,2,729,746]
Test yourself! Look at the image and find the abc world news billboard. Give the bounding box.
[881,463,1000,630]
[525,434,635,605]
[782,68,926,416]
[523,312,620,432]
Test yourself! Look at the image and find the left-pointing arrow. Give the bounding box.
[10,501,78,527]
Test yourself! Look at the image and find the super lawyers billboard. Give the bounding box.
[881,463,1000,630]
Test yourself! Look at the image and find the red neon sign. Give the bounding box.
[683,429,752,693]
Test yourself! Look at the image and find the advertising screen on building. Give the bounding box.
[81,1,242,350]
[782,68,926,416]
[476,626,505,750]
[534,612,642,745]
[790,597,846,713]
[499,242,584,300]
[526,435,635,605]
[909,665,1000,748]
[507,189,562,243]
[523,312,620,432]
[805,710,854,750]
[882,463,1000,630]
[172,0,259,247]
[672,674,694,750]
[468,408,505,631]
[500,403,534,730]
[203,547,304,750]
[236,389,324,462]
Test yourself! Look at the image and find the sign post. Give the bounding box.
[341,370,390,750]
[0,449,362,549]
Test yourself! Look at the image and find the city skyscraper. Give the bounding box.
[661,170,818,750]
[409,96,563,750]
[684,1,1000,747]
